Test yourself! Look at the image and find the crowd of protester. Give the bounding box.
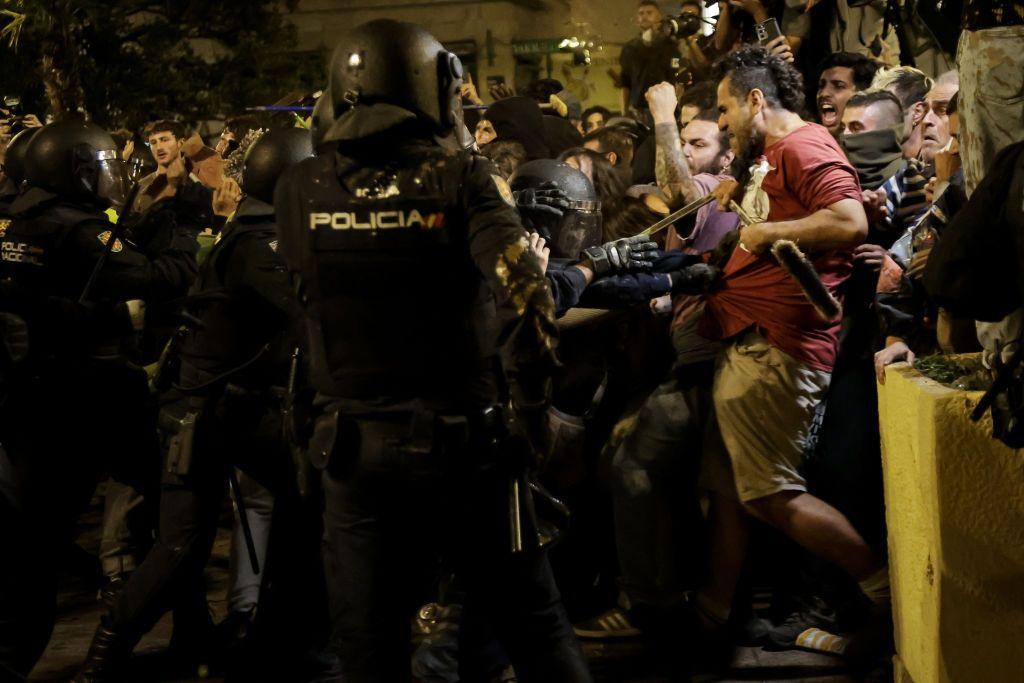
[0,0,1022,680]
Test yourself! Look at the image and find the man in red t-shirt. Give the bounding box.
[687,46,891,650]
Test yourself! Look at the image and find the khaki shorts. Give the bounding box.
[700,331,830,503]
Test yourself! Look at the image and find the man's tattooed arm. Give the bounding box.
[654,122,701,209]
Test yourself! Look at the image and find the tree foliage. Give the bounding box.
[0,1,324,132]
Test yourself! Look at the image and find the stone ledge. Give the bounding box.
[878,357,1024,683]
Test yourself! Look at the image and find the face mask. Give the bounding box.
[840,126,905,190]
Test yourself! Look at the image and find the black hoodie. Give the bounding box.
[484,96,551,160]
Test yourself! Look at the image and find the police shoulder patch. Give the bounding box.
[0,218,9,237]
[492,174,515,207]
[97,230,124,253]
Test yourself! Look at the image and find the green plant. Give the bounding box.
[0,1,323,131]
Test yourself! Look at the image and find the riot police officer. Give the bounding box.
[273,19,591,682]
[0,119,196,678]
[0,127,39,217]
[74,127,320,682]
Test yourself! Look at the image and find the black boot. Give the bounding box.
[74,619,131,682]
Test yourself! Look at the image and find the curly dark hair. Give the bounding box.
[817,51,879,91]
[480,139,528,179]
[679,80,718,112]
[557,146,632,237]
[582,126,635,167]
[715,45,805,114]
[603,195,663,242]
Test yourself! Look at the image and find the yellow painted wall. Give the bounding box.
[877,360,1024,683]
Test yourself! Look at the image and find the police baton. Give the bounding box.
[639,193,716,238]
[227,466,261,575]
[78,182,142,304]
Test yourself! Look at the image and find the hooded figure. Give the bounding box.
[542,115,584,158]
[484,96,551,160]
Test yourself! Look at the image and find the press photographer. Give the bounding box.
[618,1,712,121]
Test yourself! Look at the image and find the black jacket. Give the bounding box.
[924,141,1024,322]
[176,197,300,393]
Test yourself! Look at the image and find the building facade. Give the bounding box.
[288,0,654,112]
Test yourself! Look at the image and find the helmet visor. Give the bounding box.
[95,151,129,210]
[553,207,602,261]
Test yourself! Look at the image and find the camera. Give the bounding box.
[2,95,24,135]
[666,13,703,39]
[3,95,22,117]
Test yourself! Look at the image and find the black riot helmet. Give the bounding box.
[241,127,314,204]
[310,89,335,153]
[24,119,128,209]
[325,19,464,141]
[510,159,602,260]
[3,127,40,188]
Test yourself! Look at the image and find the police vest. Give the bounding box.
[176,208,295,393]
[276,145,497,403]
[0,201,115,356]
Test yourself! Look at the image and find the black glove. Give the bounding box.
[668,263,721,295]
[513,181,572,220]
[582,234,659,277]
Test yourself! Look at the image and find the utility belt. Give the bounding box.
[160,383,288,477]
[223,381,288,409]
[306,402,505,472]
[310,401,569,554]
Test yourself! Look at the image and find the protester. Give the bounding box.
[692,45,889,663]
[482,95,551,159]
[839,90,906,230]
[871,65,933,160]
[581,105,613,134]
[647,82,735,210]
[544,115,585,157]
[574,82,739,643]
[678,80,718,127]
[918,71,959,164]
[481,138,528,179]
[815,52,879,138]
[582,125,636,170]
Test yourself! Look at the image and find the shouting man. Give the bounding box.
[815,52,878,138]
